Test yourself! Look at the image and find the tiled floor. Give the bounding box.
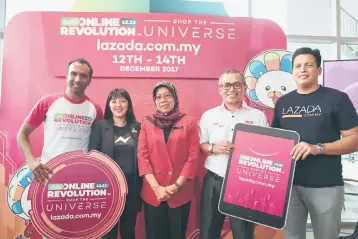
[306,228,354,239]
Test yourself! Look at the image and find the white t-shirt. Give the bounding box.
[199,102,268,177]
[26,92,103,163]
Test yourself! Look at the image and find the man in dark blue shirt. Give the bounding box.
[272,47,358,239]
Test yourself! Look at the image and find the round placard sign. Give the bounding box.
[27,150,128,239]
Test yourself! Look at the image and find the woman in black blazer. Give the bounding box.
[89,88,142,239]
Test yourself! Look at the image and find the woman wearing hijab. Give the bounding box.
[138,81,200,239]
[89,88,142,239]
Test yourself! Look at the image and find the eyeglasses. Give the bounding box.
[155,94,173,101]
[220,82,245,90]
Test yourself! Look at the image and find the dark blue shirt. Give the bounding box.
[272,86,358,187]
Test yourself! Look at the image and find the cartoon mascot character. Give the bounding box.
[244,50,297,124]
[7,160,43,239]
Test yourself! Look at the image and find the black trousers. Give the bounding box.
[101,201,138,239]
[200,171,255,239]
[102,176,138,239]
[143,201,191,239]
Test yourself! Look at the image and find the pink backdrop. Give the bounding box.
[0,12,287,239]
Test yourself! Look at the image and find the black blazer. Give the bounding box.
[88,119,143,212]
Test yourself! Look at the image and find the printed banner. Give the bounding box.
[223,131,295,217]
[1,11,288,239]
[7,150,128,238]
[38,12,286,79]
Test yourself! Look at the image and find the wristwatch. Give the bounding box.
[208,144,214,154]
[174,182,182,191]
[317,143,325,154]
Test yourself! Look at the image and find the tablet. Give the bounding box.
[218,123,300,229]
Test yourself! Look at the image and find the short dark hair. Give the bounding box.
[292,47,322,68]
[67,58,94,80]
[104,88,136,124]
[218,68,245,85]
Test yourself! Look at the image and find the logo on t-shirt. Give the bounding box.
[53,113,93,125]
[282,104,322,118]
[114,136,131,144]
[53,113,94,136]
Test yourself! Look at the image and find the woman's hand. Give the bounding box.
[155,186,172,201]
[165,184,179,195]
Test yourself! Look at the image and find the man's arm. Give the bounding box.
[200,143,213,155]
[17,122,37,162]
[199,112,212,155]
[18,96,54,181]
[292,93,358,160]
[17,122,53,182]
[323,126,358,155]
[199,111,234,155]
[323,92,358,155]
[293,125,358,160]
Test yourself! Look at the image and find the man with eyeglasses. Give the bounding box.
[199,69,269,239]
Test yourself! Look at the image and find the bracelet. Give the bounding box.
[174,182,182,191]
[154,185,159,192]
[209,144,215,154]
